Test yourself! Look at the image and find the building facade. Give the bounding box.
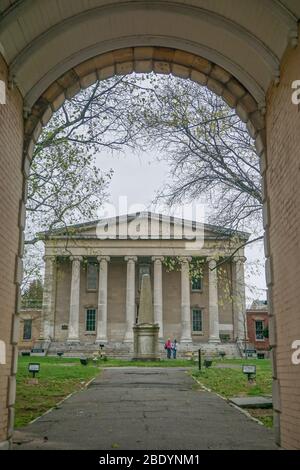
[246,300,269,356]
[39,213,248,356]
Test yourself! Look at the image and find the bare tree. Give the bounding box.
[129,75,262,235]
[24,75,147,286]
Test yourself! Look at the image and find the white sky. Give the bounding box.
[95,149,267,307]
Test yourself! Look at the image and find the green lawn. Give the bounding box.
[192,358,272,397]
[15,356,101,428]
[191,358,273,427]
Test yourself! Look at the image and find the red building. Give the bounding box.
[246,300,269,355]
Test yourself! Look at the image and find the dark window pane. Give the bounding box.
[192,309,202,332]
[192,277,202,290]
[23,319,32,340]
[86,309,96,332]
[255,320,264,340]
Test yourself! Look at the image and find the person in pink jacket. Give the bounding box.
[164,338,172,359]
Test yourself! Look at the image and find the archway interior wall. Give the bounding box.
[265,36,300,449]
[0,53,24,448]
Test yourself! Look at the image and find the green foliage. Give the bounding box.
[192,358,272,399]
[263,327,269,338]
[21,279,43,306]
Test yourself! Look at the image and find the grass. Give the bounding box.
[15,356,101,428]
[15,355,194,428]
[191,358,273,427]
[192,358,272,398]
[245,409,274,428]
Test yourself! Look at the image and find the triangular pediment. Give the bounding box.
[41,212,249,241]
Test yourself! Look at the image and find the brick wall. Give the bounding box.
[246,310,269,351]
[18,310,42,351]
[266,32,300,449]
[0,54,24,448]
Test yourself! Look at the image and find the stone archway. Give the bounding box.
[1,1,300,450]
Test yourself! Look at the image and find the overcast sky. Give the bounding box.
[95,148,267,307]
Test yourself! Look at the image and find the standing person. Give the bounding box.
[171,339,177,359]
[164,338,172,359]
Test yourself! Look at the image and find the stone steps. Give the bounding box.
[46,341,241,359]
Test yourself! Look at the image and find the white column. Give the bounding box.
[124,256,137,342]
[208,257,220,343]
[96,256,110,343]
[40,255,57,341]
[67,255,82,342]
[152,256,164,339]
[180,257,192,343]
[233,256,247,341]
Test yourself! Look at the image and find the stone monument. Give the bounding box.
[133,273,160,360]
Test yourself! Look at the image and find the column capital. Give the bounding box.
[97,255,110,262]
[233,255,247,264]
[70,255,83,262]
[125,255,138,262]
[207,257,218,268]
[151,256,164,263]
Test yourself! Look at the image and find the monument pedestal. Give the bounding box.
[133,323,160,361]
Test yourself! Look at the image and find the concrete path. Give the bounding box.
[13,367,277,450]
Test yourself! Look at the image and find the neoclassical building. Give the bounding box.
[38,213,248,356]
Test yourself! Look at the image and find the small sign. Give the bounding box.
[242,365,256,375]
[28,363,40,379]
[28,363,40,373]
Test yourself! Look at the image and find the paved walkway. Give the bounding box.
[13,367,277,450]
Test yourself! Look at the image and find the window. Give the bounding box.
[255,320,264,340]
[192,309,202,333]
[23,319,32,340]
[191,276,202,291]
[87,263,98,291]
[86,309,96,332]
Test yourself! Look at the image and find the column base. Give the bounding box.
[123,338,134,343]
[95,339,108,345]
[208,337,221,344]
[180,338,193,344]
[67,338,80,344]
